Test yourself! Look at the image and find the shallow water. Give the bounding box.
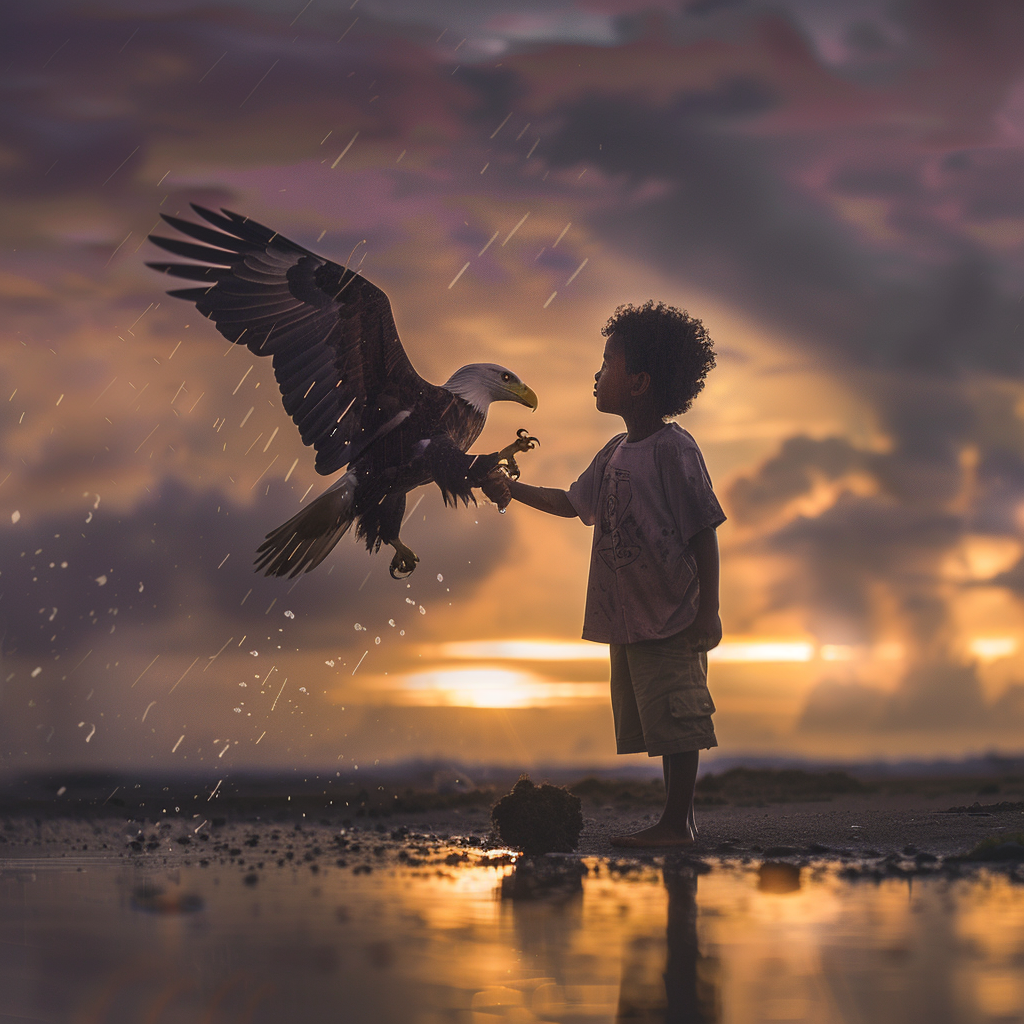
[1,852,1023,1023]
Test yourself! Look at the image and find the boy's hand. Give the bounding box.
[481,468,512,511]
[683,609,722,652]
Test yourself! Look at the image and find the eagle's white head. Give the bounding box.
[444,363,538,414]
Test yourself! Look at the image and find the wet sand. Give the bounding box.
[2,785,1022,869]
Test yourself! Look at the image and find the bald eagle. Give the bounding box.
[147,205,538,579]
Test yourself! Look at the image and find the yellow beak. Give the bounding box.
[511,382,538,410]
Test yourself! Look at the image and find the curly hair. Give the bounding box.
[602,300,716,419]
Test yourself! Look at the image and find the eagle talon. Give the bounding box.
[389,540,419,579]
[389,559,417,580]
[495,429,540,480]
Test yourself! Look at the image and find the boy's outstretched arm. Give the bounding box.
[481,470,578,518]
[508,478,579,517]
[684,526,722,651]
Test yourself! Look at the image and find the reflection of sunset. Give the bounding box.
[7,850,1024,1022]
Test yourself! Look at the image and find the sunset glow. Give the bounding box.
[432,640,607,661]
[969,637,1020,663]
[709,641,815,664]
[368,668,608,709]
[430,637,819,664]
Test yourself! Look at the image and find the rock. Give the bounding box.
[491,776,583,856]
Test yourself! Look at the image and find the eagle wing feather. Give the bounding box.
[148,205,446,476]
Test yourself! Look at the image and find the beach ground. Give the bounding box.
[2,767,1023,867]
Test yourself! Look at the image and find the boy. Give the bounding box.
[484,300,724,848]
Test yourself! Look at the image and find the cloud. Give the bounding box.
[727,434,868,523]
[798,660,1004,734]
[0,476,511,660]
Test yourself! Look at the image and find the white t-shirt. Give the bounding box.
[566,423,726,644]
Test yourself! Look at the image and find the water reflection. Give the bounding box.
[2,850,1024,1022]
[498,857,721,1022]
[606,863,720,1023]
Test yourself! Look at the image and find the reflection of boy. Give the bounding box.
[485,301,724,848]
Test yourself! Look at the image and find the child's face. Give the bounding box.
[594,333,633,415]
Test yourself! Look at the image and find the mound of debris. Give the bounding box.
[491,776,583,856]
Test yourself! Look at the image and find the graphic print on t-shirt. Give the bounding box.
[596,468,642,570]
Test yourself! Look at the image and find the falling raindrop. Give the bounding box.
[436,573,443,582]
[284,610,295,619]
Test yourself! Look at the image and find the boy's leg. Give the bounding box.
[611,749,698,847]
[663,755,698,836]
[663,750,699,837]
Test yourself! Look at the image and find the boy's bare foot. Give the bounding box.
[609,823,695,849]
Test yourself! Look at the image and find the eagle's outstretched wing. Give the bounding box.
[148,205,441,475]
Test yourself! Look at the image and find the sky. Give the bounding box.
[4,0,1024,775]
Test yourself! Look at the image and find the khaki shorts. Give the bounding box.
[610,631,718,756]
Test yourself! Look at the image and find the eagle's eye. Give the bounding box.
[501,372,512,382]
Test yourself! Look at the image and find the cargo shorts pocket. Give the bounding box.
[669,687,716,719]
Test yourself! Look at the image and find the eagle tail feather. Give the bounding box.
[254,472,356,577]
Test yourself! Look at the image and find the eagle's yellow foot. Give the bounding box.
[389,539,419,580]
[496,428,540,481]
